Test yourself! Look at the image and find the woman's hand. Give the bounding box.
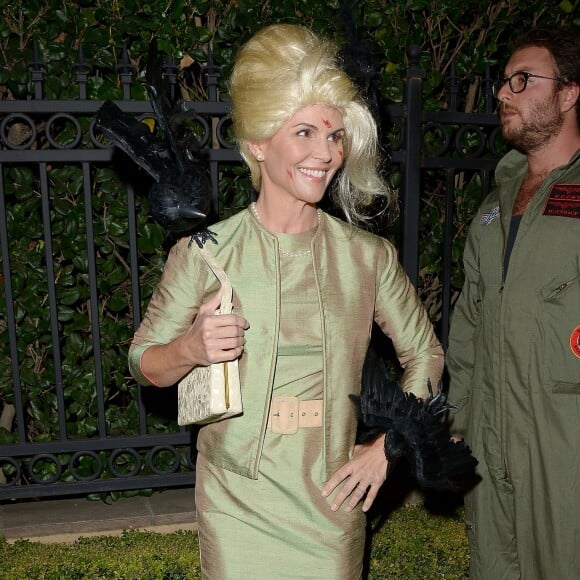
[140,290,248,387]
[321,434,388,513]
[179,291,248,367]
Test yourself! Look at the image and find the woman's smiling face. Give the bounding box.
[252,104,345,206]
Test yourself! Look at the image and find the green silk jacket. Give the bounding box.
[129,208,443,480]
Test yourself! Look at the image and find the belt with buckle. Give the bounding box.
[267,396,323,434]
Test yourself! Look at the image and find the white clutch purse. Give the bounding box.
[177,244,243,426]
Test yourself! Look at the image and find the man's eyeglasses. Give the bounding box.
[492,71,560,97]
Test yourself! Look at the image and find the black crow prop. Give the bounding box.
[338,0,389,149]
[353,345,478,491]
[95,39,214,245]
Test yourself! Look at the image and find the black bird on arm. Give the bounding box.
[95,38,214,247]
[353,345,478,491]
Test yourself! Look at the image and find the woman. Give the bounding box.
[129,24,443,579]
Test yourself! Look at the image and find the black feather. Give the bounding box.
[353,345,478,491]
[94,38,213,241]
[338,0,390,150]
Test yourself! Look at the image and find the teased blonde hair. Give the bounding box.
[229,23,392,223]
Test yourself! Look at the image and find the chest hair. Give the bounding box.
[512,172,549,216]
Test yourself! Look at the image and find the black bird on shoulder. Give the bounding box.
[94,38,214,247]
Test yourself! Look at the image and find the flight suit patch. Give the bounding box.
[480,205,500,225]
[570,325,580,359]
[542,184,580,218]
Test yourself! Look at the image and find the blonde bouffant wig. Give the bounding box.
[229,23,392,224]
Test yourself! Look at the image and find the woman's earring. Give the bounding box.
[256,154,263,161]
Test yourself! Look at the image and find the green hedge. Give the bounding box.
[0,504,469,579]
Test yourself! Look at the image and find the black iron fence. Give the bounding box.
[0,46,501,501]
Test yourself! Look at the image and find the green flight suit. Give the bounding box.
[448,149,580,579]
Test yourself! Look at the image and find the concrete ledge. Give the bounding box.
[0,487,196,544]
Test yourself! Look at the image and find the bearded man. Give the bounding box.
[447,27,580,580]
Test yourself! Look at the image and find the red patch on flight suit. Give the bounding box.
[542,184,580,218]
[571,326,580,359]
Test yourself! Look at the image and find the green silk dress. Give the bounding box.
[195,226,365,579]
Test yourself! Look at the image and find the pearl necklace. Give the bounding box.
[250,202,321,257]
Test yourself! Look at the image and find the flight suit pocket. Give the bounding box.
[538,257,580,393]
